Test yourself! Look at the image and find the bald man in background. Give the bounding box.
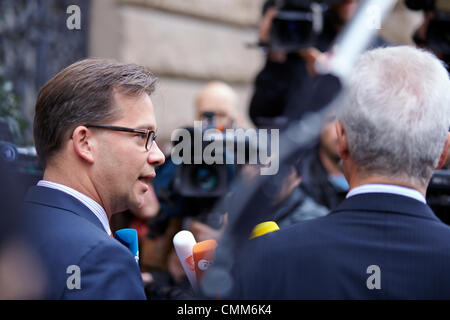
[187,81,243,241]
[163,81,243,287]
[195,81,243,131]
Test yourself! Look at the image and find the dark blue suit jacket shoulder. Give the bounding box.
[232,193,450,299]
[23,186,146,299]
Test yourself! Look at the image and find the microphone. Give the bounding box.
[173,230,197,289]
[199,222,280,298]
[249,221,280,239]
[114,228,139,264]
[193,239,218,283]
[194,221,278,286]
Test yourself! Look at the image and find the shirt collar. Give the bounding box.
[346,184,426,204]
[37,180,112,235]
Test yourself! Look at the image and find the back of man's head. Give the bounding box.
[34,58,157,168]
[337,46,450,188]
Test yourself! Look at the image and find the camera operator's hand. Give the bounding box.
[259,7,277,45]
[188,213,228,242]
[298,47,336,76]
[168,248,188,284]
[141,272,154,284]
[259,7,287,63]
[298,47,324,76]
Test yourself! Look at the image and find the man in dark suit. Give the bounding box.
[232,46,450,299]
[23,59,165,299]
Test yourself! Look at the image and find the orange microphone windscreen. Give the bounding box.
[193,239,218,283]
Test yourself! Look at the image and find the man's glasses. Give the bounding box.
[85,124,156,151]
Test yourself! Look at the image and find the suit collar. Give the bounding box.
[24,186,106,233]
[332,192,441,222]
[347,184,426,204]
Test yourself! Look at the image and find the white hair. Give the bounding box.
[337,46,450,187]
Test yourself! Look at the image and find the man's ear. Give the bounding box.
[335,121,350,160]
[72,126,95,164]
[436,132,450,170]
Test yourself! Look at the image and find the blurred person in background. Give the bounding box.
[143,80,241,298]
[23,59,165,299]
[232,46,450,299]
[405,0,450,71]
[249,0,389,128]
[405,0,450,156]
[154,80,241,242]
[299,113,348,210]
[404,0,450,221]
[270,163,329,228]
[0,159,44,299]
[186,81,241,240]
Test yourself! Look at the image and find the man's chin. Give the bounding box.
[135,200,145,210]
[134,190,149,210]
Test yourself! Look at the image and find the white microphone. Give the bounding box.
[173,230,197,289]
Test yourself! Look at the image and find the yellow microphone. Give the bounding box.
[249,221,280,239]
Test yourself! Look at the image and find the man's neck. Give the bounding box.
[43,167,111,219]
[347,174,427,198]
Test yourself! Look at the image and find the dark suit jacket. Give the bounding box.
[232,193,450,299]
[23,186,146,299]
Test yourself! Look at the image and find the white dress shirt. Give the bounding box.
[346,183,426,204]
[37,180,112,235]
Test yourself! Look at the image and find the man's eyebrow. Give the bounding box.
[136,124,156,131]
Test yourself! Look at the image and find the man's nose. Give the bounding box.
[148,142,165,166]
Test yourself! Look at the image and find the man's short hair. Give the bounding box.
[34,59,157,167]
[337,46,450,187]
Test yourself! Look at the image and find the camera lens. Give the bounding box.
[0,141,18,163]
[192,166,219,192]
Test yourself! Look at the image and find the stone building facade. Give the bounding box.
[88,0,423,150]
[0,0,424,148]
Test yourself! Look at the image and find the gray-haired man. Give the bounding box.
[232,46,450,299]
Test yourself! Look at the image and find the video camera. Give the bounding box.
[144,113,258,299]
[172,112,236,199]
[154,112,263,228]
[268,0,341,52]
[0,122,43,196]
[0,140,40,171]
[405,0,450,66]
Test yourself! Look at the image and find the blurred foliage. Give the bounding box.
[0,0,89,146]
[0,63,28,144]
